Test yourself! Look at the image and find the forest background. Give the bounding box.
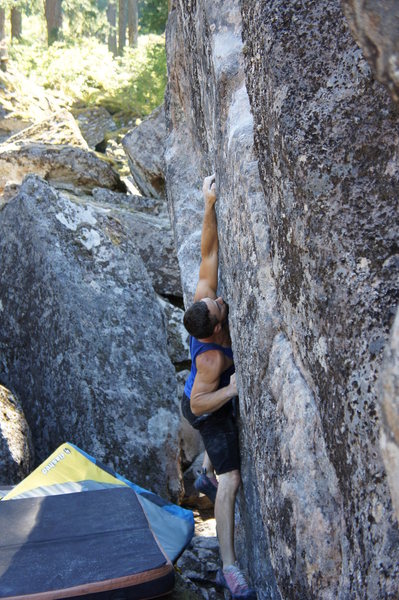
[0,0,169,124]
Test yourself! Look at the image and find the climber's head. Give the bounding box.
[183,296,228,339]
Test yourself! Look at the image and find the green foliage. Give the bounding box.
[24,0,43,16]
[138,0,168,34]
[9,32,167,119]
[0,0,34,11]
[6,1,167,120]
[63,0,109,43]
[113,36,167,116]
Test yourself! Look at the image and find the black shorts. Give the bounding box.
[181,393,240,475]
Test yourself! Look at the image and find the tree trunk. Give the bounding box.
[118,0,127,55]
[107,2,117,55]
[45,0,63,45]
[127,0,138,48]
[11,8,22,40]
[0,8,7,72]
[0,8,5,42]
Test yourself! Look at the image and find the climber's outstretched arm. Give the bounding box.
[194,175,218,302]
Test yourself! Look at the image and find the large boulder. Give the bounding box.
[0,384,33,484]
[119,209,182,297]
[89,188,182,297]
[5,109,88,148]
[341,1,399,103]
[0,65,65,143]
[165,0,399,597]
[0,142,126,195]
[0,175,182,500]
[73,106,117,149]
[122,105,166,198]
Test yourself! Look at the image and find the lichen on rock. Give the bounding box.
[0,175,182,500]
[165,0,399,597]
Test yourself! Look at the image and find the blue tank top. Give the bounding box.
[184,336,235,399]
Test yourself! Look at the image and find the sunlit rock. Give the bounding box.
[73,106,117,149]
[0,142,125,195]
[0,107,124,196]
[122,104,166,198]
[4,109,88,148]
[0,65,65,143]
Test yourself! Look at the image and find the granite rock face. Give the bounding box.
[122,105,166,198]
[165,0,399,597]
[92,187,167,215]
[341,3,399,517]
[341,0,399,103]
[0,175,182,500]
[89,189,182,297]
[0,385,33,484]
[119,209,182,297]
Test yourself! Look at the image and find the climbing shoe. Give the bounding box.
[216,565,257,599]
[194,467,218,503]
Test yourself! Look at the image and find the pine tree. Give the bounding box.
[118,0,126,55]
[0,7,7,72]
[107,1,117,55]
[45,0,63,45]
[0,8,6,41]
[11,7,22,40]
[127,0,138,47]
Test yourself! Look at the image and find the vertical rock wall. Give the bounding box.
[165,1,399,598]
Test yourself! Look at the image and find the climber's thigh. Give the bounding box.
[199,411,240,476]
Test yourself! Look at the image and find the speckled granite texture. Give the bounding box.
[165,1,399,597]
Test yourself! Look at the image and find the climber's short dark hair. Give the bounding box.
[183,300,218,339]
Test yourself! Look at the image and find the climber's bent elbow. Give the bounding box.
[190,397,205,417]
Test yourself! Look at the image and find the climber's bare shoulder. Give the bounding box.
[196,348,233,378]
[194,279,217,302]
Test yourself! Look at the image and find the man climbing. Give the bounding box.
[182,175,256,600]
